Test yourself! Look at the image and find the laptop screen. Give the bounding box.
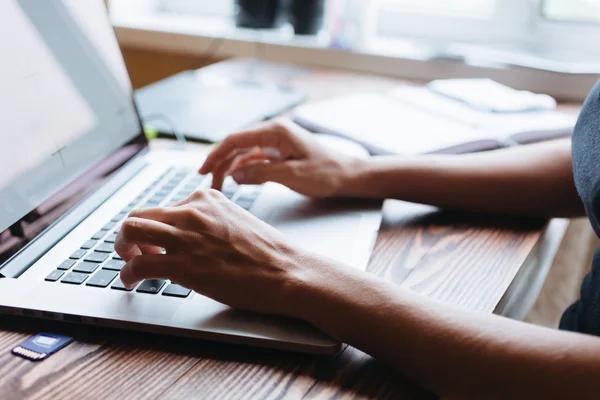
[0,1,146,265]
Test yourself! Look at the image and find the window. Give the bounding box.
[543,0,600,23]
[372,0,600,58]
[373,0,531,43]
[116,0,600,68]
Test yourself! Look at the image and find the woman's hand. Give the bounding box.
[114,188,319,316]
[200,118,362,198]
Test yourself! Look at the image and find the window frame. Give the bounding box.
[157,0,234,18]
[372,0,533,44]
[143,0,600,63]
[372,0,600,52]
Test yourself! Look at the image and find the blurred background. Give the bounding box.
[108,0,600,98]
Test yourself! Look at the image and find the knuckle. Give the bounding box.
[179,207,209,230]
[128,208,142,218]
[191,188,208,199]
[206,188,223,199]
[181,207,199,220]
[270,117,289,132]
[120,218,138,239]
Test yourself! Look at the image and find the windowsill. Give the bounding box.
[112,12,600,101]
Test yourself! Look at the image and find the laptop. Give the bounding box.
[0,0,382,354]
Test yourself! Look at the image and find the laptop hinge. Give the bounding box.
[0,153,149,279]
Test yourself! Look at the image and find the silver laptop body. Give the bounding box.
[0,0,382,354]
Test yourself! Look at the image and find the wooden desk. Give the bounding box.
[0,60,576,399]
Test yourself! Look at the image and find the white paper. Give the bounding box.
[391,86,576,138]
[293,93,492,155]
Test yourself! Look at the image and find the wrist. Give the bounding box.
[279,247,373,328]
[278,249,338,323]
[336,155,372,198]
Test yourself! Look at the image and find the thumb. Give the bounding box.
[232,162,294,185]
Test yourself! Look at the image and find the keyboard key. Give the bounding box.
[73,261,100,274]
[200,176,212,187]
[236,194,257,203]
[57,260,76,271]
[188,177,205,186]
[111,278,134,291]
[61,272,88,285]
[175,190,191,199]
[238,184,261,197]
[111,212,127,222]
[91,230,105,240]
[152,195,167,203]
[80,240,97,250]
[136,279,166,294]
[69,249,87,260]
[143,200,160,208]
[84,252,109,264]
[113,253,123,260]
[86,270,118,288]
[121,205,134,213]
[95,242,114,253]
[103,260,125,271]
[235,199,254,210]
[105,233,118,243]
[102,222,116,231]
[45,270,64,282]
[162,284,192,298]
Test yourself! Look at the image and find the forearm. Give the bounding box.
[341,139,584,218]
[289,255,600,399]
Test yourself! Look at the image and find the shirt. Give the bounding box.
[560,80,600,334]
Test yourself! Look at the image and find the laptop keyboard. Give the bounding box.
[44,167,263,298]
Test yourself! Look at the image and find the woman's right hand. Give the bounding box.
[200,118,362,198]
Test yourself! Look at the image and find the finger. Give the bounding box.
[210,148,260,191]
[139,244,164,255]
[211,148,266,190]
[229,148,269,172]
[128,207,180,226]
[115,217,181,262]
[231,161,295,186]
[120,254,186,289]
[130,205,212,232]
[200,121,285,174]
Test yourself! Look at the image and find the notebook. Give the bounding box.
[292,85,577,155]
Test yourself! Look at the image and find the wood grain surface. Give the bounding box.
[0,60,552,400]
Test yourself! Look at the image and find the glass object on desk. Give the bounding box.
[290,0,326,35]
[235,0,287,29]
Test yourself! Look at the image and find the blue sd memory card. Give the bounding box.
[12,333,74,361]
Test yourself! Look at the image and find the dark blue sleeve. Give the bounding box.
[561,250,600,334]
[561,80,600,334]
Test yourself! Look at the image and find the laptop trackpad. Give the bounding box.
[257,186,381,270]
